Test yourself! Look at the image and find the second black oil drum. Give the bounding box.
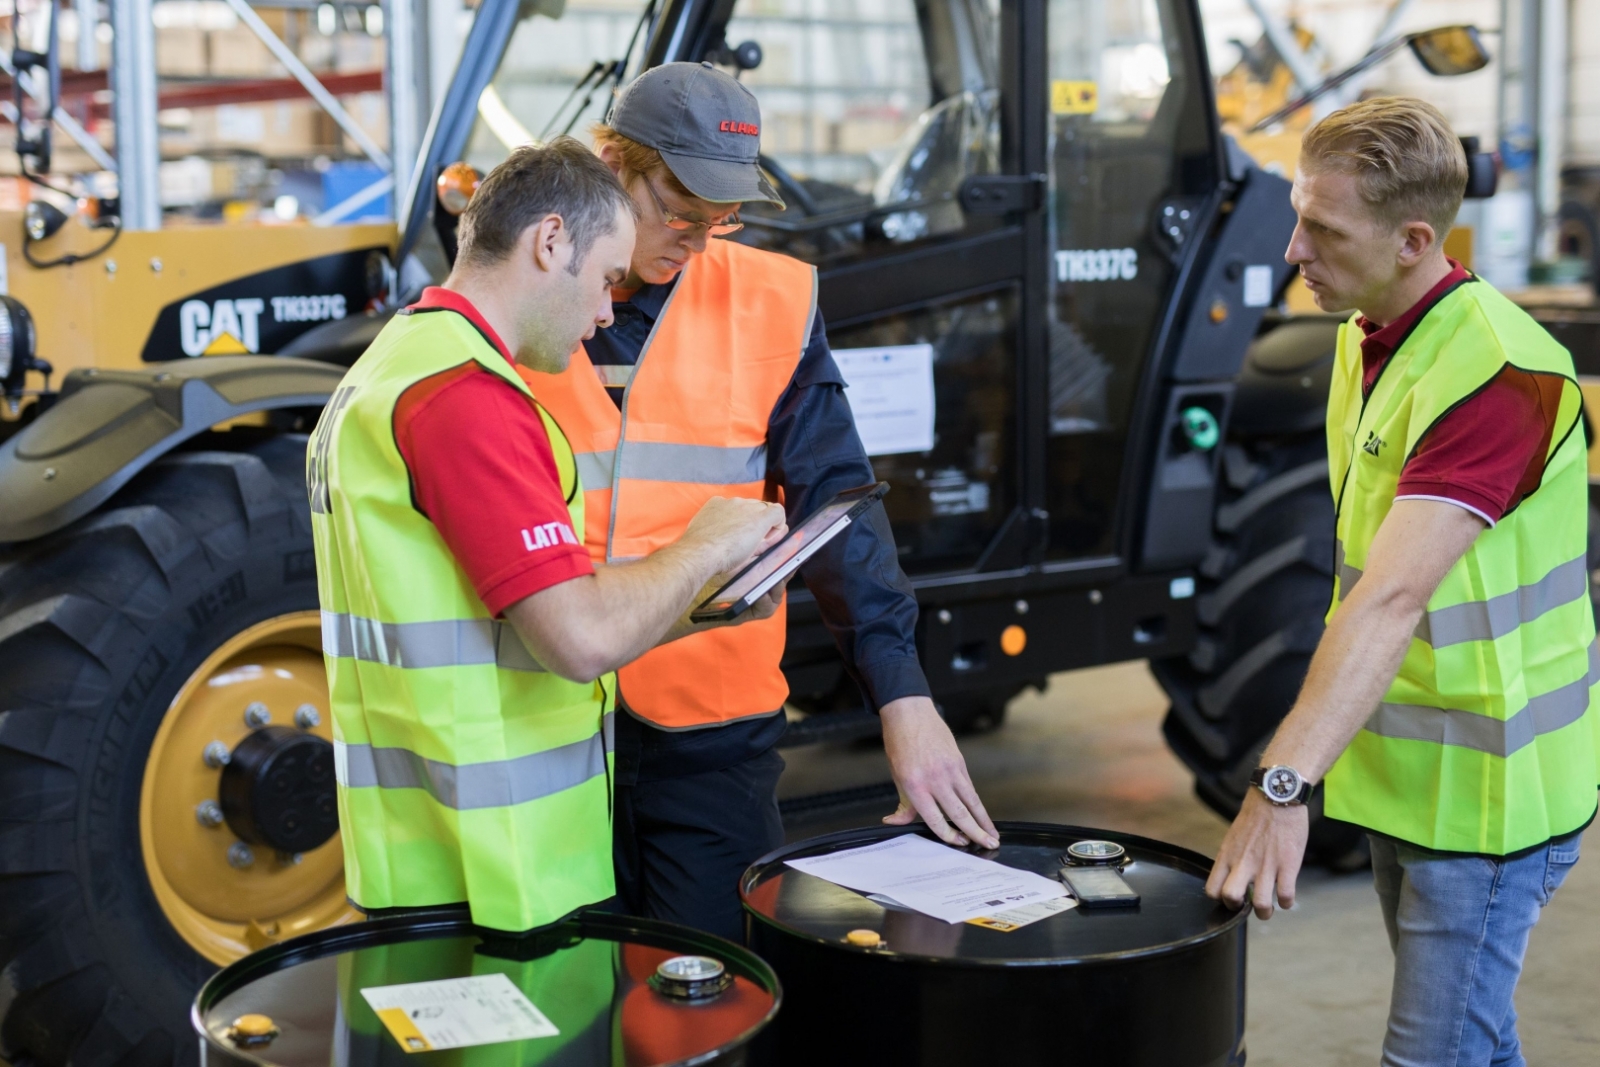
[741,822,1246,1067]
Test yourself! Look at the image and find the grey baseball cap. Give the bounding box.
[608,61,784,208]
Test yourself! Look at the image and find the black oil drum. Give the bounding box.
[193,908,780,1067]
[741,822,1246,1067]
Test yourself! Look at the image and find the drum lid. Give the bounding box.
[194,910,779,1067]
[740,822,1245,964]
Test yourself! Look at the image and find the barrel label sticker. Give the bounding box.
[966,895,1078,932]
[361,973,559,1052]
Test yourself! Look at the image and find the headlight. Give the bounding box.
[24,199,68,243]
[0,296,38,396]
[0,301,12,382]
[436,162,482,217]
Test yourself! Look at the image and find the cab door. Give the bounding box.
[720,0,1030,578]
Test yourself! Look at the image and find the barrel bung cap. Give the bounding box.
[651,955,733,999]
[229,1014,279,1046]
[845,929,882,947]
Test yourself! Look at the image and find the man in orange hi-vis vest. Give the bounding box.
[533,62,997,940]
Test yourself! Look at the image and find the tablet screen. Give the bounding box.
[711,496,861,605]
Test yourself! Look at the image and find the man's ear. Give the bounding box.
[527,214,574,275]
[595,142,625,179]
[1396,218,1439,267]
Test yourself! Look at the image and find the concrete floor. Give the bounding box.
[778,662,1600,1067]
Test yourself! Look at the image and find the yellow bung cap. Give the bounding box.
[231,1014,277,1038]
[845,929,882,947]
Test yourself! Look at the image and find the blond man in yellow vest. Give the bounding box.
[1207,99,1596,1066]
[533,64,997,940]
[311,139,787,933]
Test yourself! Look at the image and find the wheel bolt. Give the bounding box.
[244,702,271,728]
[227,843,256,869]
[203,741,232,768]
[294,704,321,730]
[196,800,225,828]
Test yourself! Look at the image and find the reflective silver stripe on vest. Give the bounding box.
[574,450,615,493]
[1333,543,1588,649]
[621,441,767,485]
[579,441,771,495]
[1334,540,1364,598]
[1415,555,1589,648]
[574,441,767,492]
[1363,643,1600,758]
[593,364,634,388]
[334,713,615,809]
[322,611,545,672]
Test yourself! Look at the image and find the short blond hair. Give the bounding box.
[590,123,698,200]
[1300,97,1467,238]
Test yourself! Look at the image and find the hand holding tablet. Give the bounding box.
[690,483,890,623]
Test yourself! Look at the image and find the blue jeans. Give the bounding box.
[1371,830,1582,1067]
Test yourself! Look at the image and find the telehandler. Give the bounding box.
[0,1,1511,1061]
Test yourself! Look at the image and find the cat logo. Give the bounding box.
[180,298,266,356]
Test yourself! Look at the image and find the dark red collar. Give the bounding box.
[1357,258,1472,359]
[407,287,514,365]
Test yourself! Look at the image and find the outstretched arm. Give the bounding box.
[766,317,997,849]
[1206,498,1485,918]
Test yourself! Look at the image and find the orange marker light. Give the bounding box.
[1000,625,1027,656]
[436,162,483,216]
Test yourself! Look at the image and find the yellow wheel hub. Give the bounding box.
[140,612,359,965]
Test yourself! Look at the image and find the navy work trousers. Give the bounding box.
[612,740,786,944]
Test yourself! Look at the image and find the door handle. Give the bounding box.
[959,174,1047,215]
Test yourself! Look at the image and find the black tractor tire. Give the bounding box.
[0,435,319,1067]
[1150,426,1370,868]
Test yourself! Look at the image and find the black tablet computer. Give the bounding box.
[689,482,890,623]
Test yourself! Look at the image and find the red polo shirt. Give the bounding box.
[392,287,593,615]
[1357,262,1559,526]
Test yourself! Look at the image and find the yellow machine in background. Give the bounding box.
[0,217,394,380]
[1212,25,1484,310]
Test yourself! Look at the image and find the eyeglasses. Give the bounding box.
[642,174,743,236]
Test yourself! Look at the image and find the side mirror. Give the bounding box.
[1408,26,1490,77]
[1460,137,1498,200]
[12,0,61,177]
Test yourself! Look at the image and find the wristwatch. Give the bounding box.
[1250,765,1313,806]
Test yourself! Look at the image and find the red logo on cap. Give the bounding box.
[719,120,760,136]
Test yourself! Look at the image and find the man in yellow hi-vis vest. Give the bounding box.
[309,138,785,934]
[1207,98,1597,1066]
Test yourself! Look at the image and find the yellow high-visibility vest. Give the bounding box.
[1324,276,1598,855]
[309,305,615,931]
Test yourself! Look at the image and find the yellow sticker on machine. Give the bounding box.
[1051,80,1099,114]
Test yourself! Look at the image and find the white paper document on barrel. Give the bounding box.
[785,834,1069,924]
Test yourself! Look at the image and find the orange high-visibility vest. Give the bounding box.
[532,238,817,729]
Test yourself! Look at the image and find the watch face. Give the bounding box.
[1264,766,1302,802]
